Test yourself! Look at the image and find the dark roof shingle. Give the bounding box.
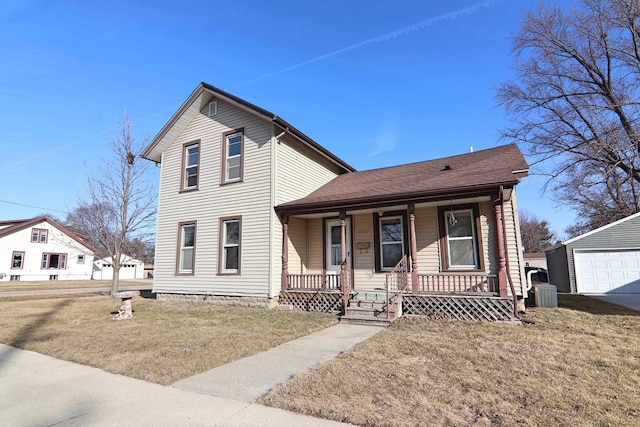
[277,144,528,212]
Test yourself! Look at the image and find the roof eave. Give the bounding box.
[276,180,520,215]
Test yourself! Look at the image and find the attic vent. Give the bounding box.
[441,165,452,171]
[208,100,218,117]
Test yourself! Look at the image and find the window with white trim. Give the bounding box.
[42,253,67,269]
[208,100,218,117]
[31,228,48,243]
[182,142,199,190]
[177,222,196,274]
[222,129,243,183]
[10,275,20,281]
[379,216,405,270]
[219,218,241,274]
[11,251,25,269]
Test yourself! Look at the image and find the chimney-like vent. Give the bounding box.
[442,165,452,171]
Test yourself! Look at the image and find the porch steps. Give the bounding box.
[340,293,401,327]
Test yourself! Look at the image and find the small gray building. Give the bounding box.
[545,212,640,293]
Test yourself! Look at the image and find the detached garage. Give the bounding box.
[92,255,145,281]
[546,212,640,294]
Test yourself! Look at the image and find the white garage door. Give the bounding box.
[574,250,640,293]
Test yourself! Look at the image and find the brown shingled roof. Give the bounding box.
[276,144,528,213]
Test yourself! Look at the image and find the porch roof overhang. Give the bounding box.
[275,181,520,216]
[275,144,529,216]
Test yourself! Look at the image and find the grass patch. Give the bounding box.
[0,295,337,385]
[0,279,150,292]
[259,294,640,426]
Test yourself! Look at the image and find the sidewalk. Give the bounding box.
[0,283,153,298]
[174,323,384,402]
[0,323,384,426]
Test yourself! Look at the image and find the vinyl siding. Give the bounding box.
[0,222,95,281]
[272,133,345,294]
[280,198,521,294]
[564,214,640,293]
[503,192,525,296]
[153,99,273,297]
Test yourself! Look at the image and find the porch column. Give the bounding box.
[339,210,347,293]
[408,203,419,294]
[494,203,509,297]
[281,215,289,292]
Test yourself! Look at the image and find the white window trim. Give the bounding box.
[224,131,243,183]
[445,209,479,269]
[379,215,405,272]
[208,100,218,117]
[183,143,199,190]
[178,223,196,274]
[220,218,240,274]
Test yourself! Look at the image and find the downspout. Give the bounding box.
[269,129,286,300]
[500,185,521,319]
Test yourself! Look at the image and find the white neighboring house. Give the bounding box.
[92,255,146,280]
[0,217,99,282]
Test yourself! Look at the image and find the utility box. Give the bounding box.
[534,284,558,308]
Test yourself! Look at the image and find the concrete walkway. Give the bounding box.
[174,323,384,402]
[0,323,384,426]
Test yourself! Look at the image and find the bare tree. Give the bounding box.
[519,211,556,252]
[69,113,156,294]
[497,0,640,232]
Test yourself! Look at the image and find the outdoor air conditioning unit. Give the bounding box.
[534,284,558,308]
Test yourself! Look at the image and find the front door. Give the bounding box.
[325,218,351,274]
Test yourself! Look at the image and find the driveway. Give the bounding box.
[588,293,640,312]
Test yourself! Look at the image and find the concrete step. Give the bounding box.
[340,315,395,327]
[352,292,388,302]
[346,305,399,318]
[350,300,387,309]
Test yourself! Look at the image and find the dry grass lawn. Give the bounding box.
[260,295,640,427]
[0,295,337,385]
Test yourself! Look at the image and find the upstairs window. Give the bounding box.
[42,253,67,269]
[181,142,200,191]
[11,251,25,269]
[219,217,241,274]
[222,129,244,184]
[438,204,484,271]
[177,222,196,274]
[31,228,48,243]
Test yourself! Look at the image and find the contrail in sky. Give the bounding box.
[0,0,500,172]
[232,0,500,88]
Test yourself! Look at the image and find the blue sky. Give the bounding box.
[1,0,576,238]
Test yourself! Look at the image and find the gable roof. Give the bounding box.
[141,82,355,172]
[276,144,528,214]
[0,217,101,254]
[562,211,640,245]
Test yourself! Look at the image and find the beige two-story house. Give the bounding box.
[143,82,529,320]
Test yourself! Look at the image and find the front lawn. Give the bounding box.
[260,294,640,426]
[0,295,337,385]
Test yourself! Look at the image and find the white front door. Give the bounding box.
[326,219,351,274]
